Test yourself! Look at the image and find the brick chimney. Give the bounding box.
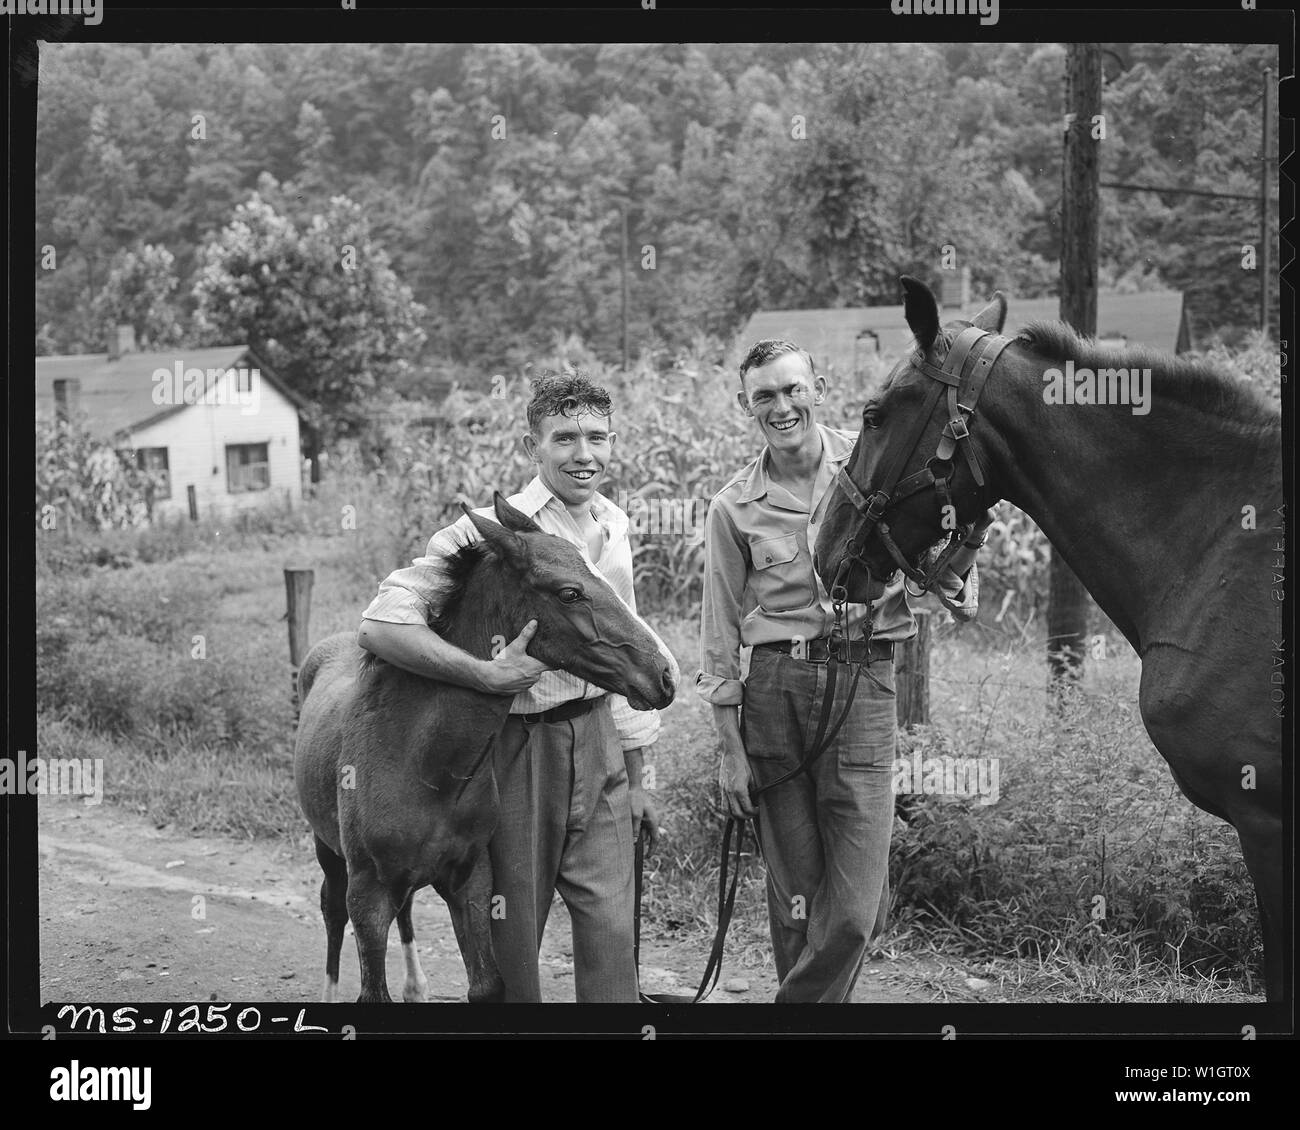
[939,266,971,311]
[108,323,136,360]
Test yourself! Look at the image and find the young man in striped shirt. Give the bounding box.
[358,371,676,1002]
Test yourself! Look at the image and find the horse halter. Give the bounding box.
[830,324,1013,608]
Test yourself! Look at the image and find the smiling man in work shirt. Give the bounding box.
[358,371,676,1002]
[698,339,991,1003]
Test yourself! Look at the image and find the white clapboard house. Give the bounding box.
[36,325,308,521]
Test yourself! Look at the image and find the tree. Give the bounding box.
[191,178,428,478]
[37,42,1274,371]
[92,243,185,349]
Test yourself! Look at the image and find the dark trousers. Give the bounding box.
[743,647,896,1003]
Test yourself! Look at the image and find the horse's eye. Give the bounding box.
[557,587,582,604]
[862,408,881,429]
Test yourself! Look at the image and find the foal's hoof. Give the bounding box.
[402,980,429,1004]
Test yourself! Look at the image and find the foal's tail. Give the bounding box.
[297,648,324,706]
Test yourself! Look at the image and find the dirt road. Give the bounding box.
[38,793,934,1007]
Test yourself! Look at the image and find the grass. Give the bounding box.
[34,493,1266,1001]
[876,940,1261,1004]
[877,608,1265,1000]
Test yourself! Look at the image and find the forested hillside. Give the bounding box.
[37,41,1279,383]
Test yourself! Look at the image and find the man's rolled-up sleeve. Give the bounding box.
[607,693,660,751]
[696,496,749,706]
[938,559,980,622]
[360,513,477,626]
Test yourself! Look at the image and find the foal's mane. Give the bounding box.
[357,540,494,676]
[1015,319,1279,427]
[426,540,492,636]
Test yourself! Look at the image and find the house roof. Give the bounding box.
[35,345,308,440]
[740,290,1189,375]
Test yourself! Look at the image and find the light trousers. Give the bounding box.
[488,701,638,1003]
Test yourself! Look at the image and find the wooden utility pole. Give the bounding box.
[1260,67,1273,334]
[621,202,630,372]
[1050,42,1101,687]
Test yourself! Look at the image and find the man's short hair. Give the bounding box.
[738,339,817,389]
[526,370,614,435]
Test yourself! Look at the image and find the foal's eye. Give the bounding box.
[557,587,582,603]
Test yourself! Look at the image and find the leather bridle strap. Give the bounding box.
[636,816,747,1005]
[842,327,1014,525]
[876,364,953,503]
[930,327,994,480]
[834,371,948,527]
[936,330,1013,487]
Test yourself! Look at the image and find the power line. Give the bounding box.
[1100,181,1263,203]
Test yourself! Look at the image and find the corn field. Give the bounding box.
[38,331,1278,621]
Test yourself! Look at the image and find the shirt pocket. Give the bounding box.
[748,532,813,614]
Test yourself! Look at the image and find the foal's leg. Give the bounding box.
[442,852,505,1004]
[345,863,397,1003]
[314,836,349,1003]
[395,889,430,1003]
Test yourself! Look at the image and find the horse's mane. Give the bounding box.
[1015,319,1279,427]
[357,540,492,677]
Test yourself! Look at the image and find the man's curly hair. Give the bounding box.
[526,370,614,435]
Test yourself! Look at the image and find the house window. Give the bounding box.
[135,447,172,500]
[226,442,270,493]
[53,378,81,421]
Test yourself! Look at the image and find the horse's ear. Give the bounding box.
[971,291,1007,333]
[462,502,528,570]
[900,275,940,354]
[492,491,542,534]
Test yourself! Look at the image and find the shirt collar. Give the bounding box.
[515,475,556,518]
[518,474,620,528]
[737,424,857,504]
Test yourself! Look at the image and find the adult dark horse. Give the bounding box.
[815,276,1285,1001]
[294,493,677,1003]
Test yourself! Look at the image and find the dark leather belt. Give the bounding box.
[517,695,601,726]
[757,637,894,664]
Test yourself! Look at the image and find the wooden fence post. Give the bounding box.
[893,608,931,823]
[285,567,314,723]
[187,484,199,522]
[895,607,931,729]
